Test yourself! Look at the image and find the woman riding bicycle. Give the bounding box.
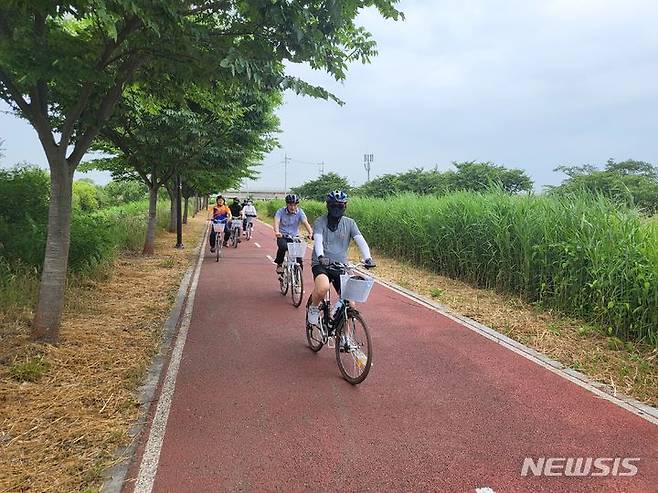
[307,190,376,327]
[209,195,232,253]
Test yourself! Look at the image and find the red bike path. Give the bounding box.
[122,224,658,492]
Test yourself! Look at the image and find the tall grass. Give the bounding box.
[0,200,172,316]
[265,193,658,345]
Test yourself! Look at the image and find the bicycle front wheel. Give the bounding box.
[291,263,304,307]
[336,310,372,384]
[305,295,324,352]
[279,266,289,295]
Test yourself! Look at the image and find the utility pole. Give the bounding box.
[363,153,374,182]
[283,154,291,191]
[318,161,325,176]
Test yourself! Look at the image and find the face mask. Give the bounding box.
[328,205,345,219]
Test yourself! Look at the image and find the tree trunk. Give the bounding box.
[183,196,189,224]
[143,184,159,255]
[32,156,74,343]
[166,185,176,233]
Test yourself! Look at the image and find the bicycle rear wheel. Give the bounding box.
[336,310,372,384]
[305,296,324,352]
[246,224,252,240]
[291,263,304,307]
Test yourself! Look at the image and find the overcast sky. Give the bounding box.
[2,0,658,191]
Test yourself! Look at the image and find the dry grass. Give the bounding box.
[0,215,206,493]
[347,244,658,406]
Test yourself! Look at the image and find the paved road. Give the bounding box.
[124,223,658,492]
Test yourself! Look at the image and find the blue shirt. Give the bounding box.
[275,207,307,237]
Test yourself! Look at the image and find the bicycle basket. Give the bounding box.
[286,241,306,258]
[340,274,375,302]
[212,222,225,233]
[231,221,242,230]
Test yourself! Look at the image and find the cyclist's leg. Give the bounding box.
[311,265,331,305]
[209,229,217,251]
[223,223,231,245]
[274,237,288,272]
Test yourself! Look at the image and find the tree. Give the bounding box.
[551,159,658,213]
[91,84,278,253]
[104,180,147,205]
[450,161,533,194]
[356,163,533,197]
[1,0,402,343]
[292,173,351,201]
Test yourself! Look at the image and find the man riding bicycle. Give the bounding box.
[273,194,313,274]
[307,190,376,327]
[209,195,232,253]
[228,197,244,244]
[242,199,257,232]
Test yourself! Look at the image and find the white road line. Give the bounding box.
[476,488,496,493]
[254,242,261,248]
[133,231,206,493]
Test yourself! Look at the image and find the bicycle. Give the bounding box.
[211,219,227,262]
[243,215,256,241]
[278,236,306,307]
[229,218,242,248]
[305,262,375,384]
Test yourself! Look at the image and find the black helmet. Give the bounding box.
[285,193,300,204]
[326,190,348,203]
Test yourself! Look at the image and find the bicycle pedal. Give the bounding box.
[327,338,335,349]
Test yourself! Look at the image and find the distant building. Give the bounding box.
[218,190,287,200]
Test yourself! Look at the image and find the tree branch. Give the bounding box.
[0,65,31,111]
[67,54,147,167]
[60,16,141,147]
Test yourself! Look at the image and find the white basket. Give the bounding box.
[287,241,306,258]
[340,274,375,302]
[231,220,242,230]
[212,222,225,233]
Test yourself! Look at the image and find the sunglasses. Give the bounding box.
[329,203,346,209]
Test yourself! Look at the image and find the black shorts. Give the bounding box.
[312,264,342,294]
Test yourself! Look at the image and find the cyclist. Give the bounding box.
[273,193,313,274]
[209,195,232,253]
[242,199,258,232]
[307,190,376,327]
[228,197,243,244]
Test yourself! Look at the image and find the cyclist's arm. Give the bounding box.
[353,235,372,261]
[314,233,324,257]
[273,212,281,236]
[302,218,313,237]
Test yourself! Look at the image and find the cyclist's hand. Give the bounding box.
[318,255,330,267]
[363,258,376,269]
